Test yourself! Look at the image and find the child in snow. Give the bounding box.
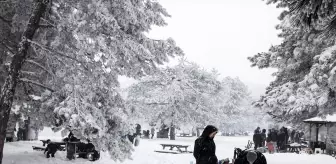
[266,136,274,154]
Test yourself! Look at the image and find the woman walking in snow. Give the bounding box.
[193,125,218,164]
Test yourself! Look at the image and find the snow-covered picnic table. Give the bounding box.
[154,144,192,154]
[286,143,304,153]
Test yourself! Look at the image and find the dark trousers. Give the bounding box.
[46,151,56,158]
[254,142,262,150]
[151,134,154,139]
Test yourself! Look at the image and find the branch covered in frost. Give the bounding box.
[28,39,89,71]
[19,78,55,92]
[26,59,54,76]
[0,15,11,26]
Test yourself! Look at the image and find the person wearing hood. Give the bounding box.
[193,125,218,164]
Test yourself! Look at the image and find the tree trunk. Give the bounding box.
[0,1,49,163]
[170,125,175,140]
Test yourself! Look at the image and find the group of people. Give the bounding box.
[253,126,305,153]
[44,132,100,161]
[142,127,156,139]
[193,125,267,164]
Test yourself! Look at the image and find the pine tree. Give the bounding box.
[249,0,336,125]
[216,77,252,132]
[0,0,183,162]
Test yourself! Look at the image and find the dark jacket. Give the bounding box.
[44,143,60,154]
[291,130,296,139]
[261,132,266,143]
[277,131,286,143]
[253,133,262,145]
[234,150,267,164]
[270,131,277,142]
[193,125,218,164]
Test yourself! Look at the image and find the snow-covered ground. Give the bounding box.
[3,133,336,164]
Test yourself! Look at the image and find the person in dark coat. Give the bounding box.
[254,127,261,134]
[136,124,142,137]
[193,125,218,164]
[44,139,59,158]
[65,132,80,160]
[234,150,267,164]
[260,129,266,147]
[253,130,262,150]
[270,129,278,152]
[277,129,286,151]
[294,131,300,143]
[290,130,296,143]
[283,127,289,145]
[151,127,155,139]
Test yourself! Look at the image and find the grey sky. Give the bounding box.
[120,0,284,99]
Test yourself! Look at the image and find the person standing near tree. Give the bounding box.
[290,130,296,143]
[151,127,155,139]
[253,129,262,150]
[261,129,267,147]
[193,125,218,164]
[277,128,286,151]
[270,129,278,153]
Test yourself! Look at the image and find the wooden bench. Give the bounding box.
[40,140,66,146]
[35,140,66,151]
[32,146,46,151]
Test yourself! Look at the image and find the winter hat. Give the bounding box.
[201,125,218,137]
[246,151,257,164]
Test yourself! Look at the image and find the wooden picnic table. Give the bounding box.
[40,140,66,146]
[286,144,302,153]
[160,144,190,153]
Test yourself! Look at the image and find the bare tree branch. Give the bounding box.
[19,78,55,92]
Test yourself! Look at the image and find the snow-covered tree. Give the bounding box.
[215,77,254,132]
[0,0,183,162]
[126,60,222,139]
[266,0,336,36]
[249,0,336,126]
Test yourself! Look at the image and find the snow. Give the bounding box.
[11,105,21,114]
[29,95,42,101]
[304,114,336,123]
[319,43,336,60]
[3,134,336,164]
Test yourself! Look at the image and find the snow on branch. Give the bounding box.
[0,40,15,55]
[27,39,89,71]
[26,59,54,76]
[21,71,38,76]
[19,78,55,92]
[39,18,56,28]
[0,15,11,26]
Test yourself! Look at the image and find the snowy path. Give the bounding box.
[3,136,336,164]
